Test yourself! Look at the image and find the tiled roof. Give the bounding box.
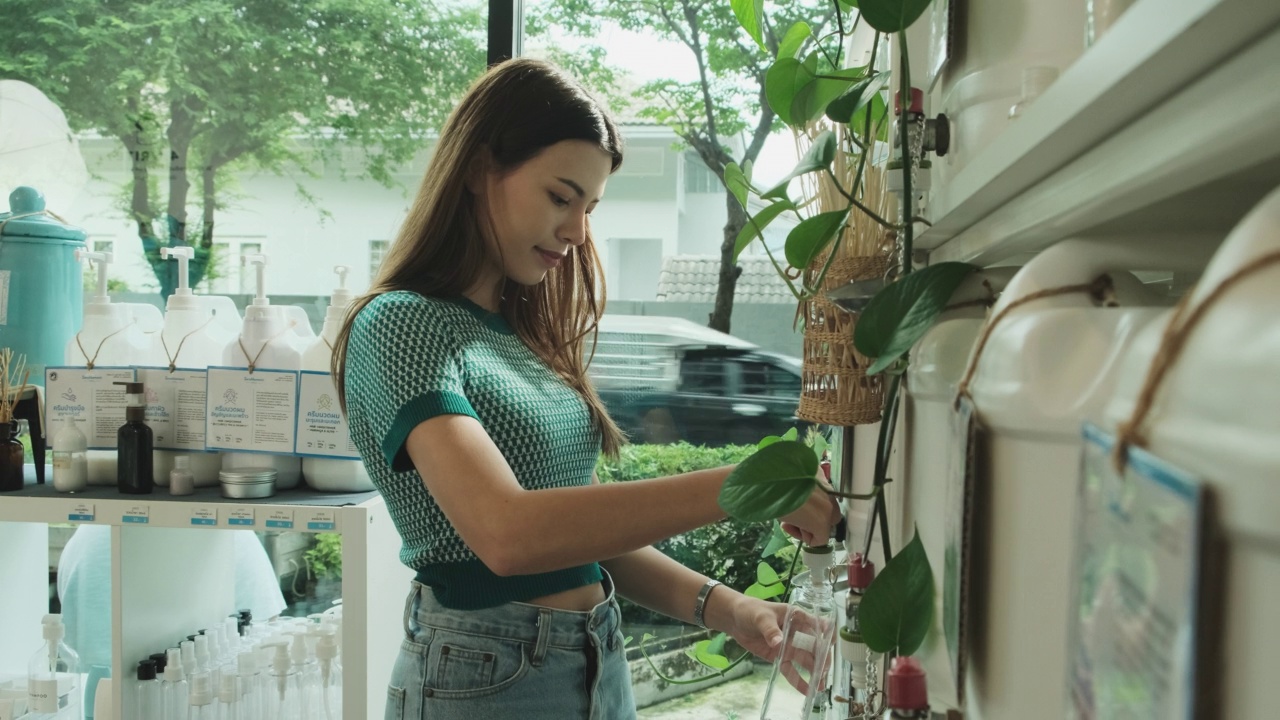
[655,255,794,304]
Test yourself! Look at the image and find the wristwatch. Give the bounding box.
[692,579,722,629]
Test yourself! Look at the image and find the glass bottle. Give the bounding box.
[0,420,24,491]
[114,381,154,494]
[761,545,839,720]
[26,614,80,720]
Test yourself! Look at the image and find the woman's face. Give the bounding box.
[477,139,613,287]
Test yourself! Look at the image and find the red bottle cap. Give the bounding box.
[848,553,876,591]
[894,87,924,115]
[820,459,832,481]
[887,656,928,710]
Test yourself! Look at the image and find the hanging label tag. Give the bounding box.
[227,508,255,527]
[68,503,95,522]
[943,396,979,704]
[137,367,209,451]
[122,505,150,524]
[1068,424,1213,720]
[44,366,136,449]
[190,507,218,526]
[266,509,295,529]
[205,367,299,454]
[306,508,337,531]
[294,371,360,459]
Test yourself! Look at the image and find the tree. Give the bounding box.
[0,0,485,297]
[530,0,833,332]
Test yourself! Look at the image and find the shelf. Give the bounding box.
[921,0,1280,265]
[3,464,377,531]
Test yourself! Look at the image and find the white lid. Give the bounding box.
[237,650,257,677]
[174,455,190,469]
[242,253,270,307]
[330,265,354,311]
[74,250,113,305]
[194,634,210,664]
[218,672,238,704]
[161,247,195,297]
[164,648,185,682]
[41,614,64,641]
[188,671,213,706]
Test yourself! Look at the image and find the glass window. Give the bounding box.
[680,358,726,395]
[369,239,390,281]
[740,359,802,398]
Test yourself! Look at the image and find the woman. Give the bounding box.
[333,58,839,719]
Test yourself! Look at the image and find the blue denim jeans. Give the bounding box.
[386,571,637,719]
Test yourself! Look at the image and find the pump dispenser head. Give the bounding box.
[160,246,195,296]
[331,265,353,309]
[42,613,65,642]
[242,253,270,307]
[164,648,185,682]
[75,250,114,305]
[113,381,146,422]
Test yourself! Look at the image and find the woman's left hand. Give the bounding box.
[721,594,788,662]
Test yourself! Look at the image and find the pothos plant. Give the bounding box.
[711,0,982,665]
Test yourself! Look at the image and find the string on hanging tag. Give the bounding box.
[74,321,137,371]
[954,274,1116,409]
[1112,250,1280,471]
[161,313,217,373]
[237,320,297,373]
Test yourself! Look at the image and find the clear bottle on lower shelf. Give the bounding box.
[26,614,80,720]
[187,671,216,720]
[136,660,162,720]
[163,647,189,720]
[760,545,839,720]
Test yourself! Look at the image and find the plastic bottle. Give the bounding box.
[51,416,88,493]
[67,250,163,486]
[164,648,189,720]
[884,656,929,719]
[315,627,342,720]
[136,660,162,720]
[114,381,154,494]
[290,632,321,718]
[187,670,215,720]
[760,545,838,720]
[217,673,241,720]
[149,246,240,488]
[300,266,371,492]
[264,639,302,720]
[26,614,80,720]
[236,649,264,720]
[220,253,303,490]
[167,455,195,496]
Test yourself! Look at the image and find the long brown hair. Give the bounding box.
[332,58,626,456]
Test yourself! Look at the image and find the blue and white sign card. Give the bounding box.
[204,367,299,454]
[137,367,209,451]
[294,370,359,459]
[1067,423,1211,720]
[43,366,136,449]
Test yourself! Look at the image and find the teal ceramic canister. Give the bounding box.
[0,186,87,381]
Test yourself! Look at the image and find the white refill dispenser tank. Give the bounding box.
[221,253,303,490]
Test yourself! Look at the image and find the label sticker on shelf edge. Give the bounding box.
[307,509,336,531]
[227,508,255,526]
[266,509,295,529]
[122,506,150,524]
[0,270,9,325]
[191,507,218,526]
[68,503,95,522]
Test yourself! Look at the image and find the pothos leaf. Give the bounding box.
[857,529,935,656]
[719,441,820,522]
[852,262,978,374]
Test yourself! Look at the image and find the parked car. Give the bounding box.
[588,316,813,446]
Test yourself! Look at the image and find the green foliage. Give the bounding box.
[733,200,794,263]
[719,440,818,522]
[858,529,935,656]
[852,262,978,374]
[783,209,851,270]
[857,0,934,33]
[761,129,837,200]
[597,443,783,624]
[0,0,483,296]
[304,533,344,581]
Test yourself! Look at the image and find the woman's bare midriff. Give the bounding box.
[527,581,607,612]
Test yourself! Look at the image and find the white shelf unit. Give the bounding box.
[918,0,1280,265]
[0,467,412,720]
[863,0,1280,715]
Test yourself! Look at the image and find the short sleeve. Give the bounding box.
[347,296,479,472]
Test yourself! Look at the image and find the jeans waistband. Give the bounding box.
[403,569,619,651]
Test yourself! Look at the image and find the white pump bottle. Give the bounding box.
[301,266,372,492]
[68,250,164,485]
[144,246,239,487]
[220,253,303,489]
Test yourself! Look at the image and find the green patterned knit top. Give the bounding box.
[344,290,602,609]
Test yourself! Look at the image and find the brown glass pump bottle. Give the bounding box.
[114,381,154,494]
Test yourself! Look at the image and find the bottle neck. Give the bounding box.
[125,406,147,423]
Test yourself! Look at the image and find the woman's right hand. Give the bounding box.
[779,475,841,546]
